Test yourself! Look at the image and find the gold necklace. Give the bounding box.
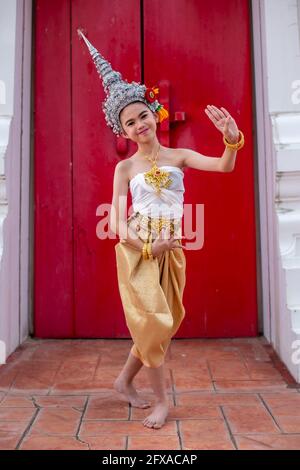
[142,144,172,195]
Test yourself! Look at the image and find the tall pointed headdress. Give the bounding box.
[77,30,169,136]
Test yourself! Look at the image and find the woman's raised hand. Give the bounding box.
[204,105,239,144]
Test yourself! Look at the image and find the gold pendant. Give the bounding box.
[144,164,172,195]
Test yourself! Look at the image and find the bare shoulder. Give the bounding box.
[160,147,186,168]
[114,159,131,181]
[171,148,186,168]
[175,148,202,167]
[112,160,132,195]
[115,159,130,172]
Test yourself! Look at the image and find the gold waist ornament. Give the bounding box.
[126,211,182,242]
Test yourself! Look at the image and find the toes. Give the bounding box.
[153,422,163,429]
[143,417,155,428]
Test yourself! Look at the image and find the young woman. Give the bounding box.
[78,30,244,430]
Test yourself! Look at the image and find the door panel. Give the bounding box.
[34,0,73,337]
[144,0,258,336]
[72,0,141,337]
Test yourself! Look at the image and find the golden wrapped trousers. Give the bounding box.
[115,212,186,368]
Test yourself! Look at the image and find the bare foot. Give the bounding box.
[114,377,151,409]
[143,401,169,429]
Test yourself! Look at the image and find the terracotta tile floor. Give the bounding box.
[0,336,300,450]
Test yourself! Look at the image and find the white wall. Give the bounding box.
[0,0,32,362]
[256,0,300,381]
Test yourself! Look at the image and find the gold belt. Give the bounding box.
[127,211,182,241]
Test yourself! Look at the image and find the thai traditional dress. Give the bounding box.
[115,166,186,368]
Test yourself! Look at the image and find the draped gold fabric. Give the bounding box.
[115,214,186,368]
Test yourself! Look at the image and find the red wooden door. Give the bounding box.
[34,0,258,338]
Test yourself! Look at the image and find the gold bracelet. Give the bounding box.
[142,242,149,260]
[223,130,244,150]
[146,241,153,261]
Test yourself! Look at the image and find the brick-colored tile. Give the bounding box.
[29,408,82,436]
[172,367,213,392]
[166,356,208,370]
[235,433,300,450]
[82,435,126,450]
[34,395,87,409]
[245,360,284,380]
[179,418,229,438]
[223,404,280,434]
[275,416,300,433]
[79,420,177,437]
[177,392,260,406]
[260,391,300,432]
[0,420,30,434]
[172,349,241,362]
[0,337,294,450]
[85,394,129,420]
[209,359,250,380]
[0,395,35,407]
[233,343,270,362]
[0,407,35,421]
[182,434,235,450]
[51,379,116,395]
[215,380,288,392]
[179,418,234,450]
[0,369,19,391]
[128,435,181,450]
[31,346,99,363]
[55,361,98,383]
[0,432,22,450]
[97,349,132,367]
[131,403,221,421]
[261,391,300,408]
[11,360,62,373]
[19,435,89,450]
[10,369,58,394]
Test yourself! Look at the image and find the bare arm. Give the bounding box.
[179,146,236,173]
[178,148,224,172]
[109,162,144,252]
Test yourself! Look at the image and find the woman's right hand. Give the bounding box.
[151,228,186,258]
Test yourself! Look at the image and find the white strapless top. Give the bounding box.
[129,165,185,218]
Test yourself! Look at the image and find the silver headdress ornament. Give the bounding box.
[77,29,169,137]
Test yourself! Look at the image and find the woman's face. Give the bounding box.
[119,102,159,142]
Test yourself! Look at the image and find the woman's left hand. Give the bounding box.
[205,105,239,144]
